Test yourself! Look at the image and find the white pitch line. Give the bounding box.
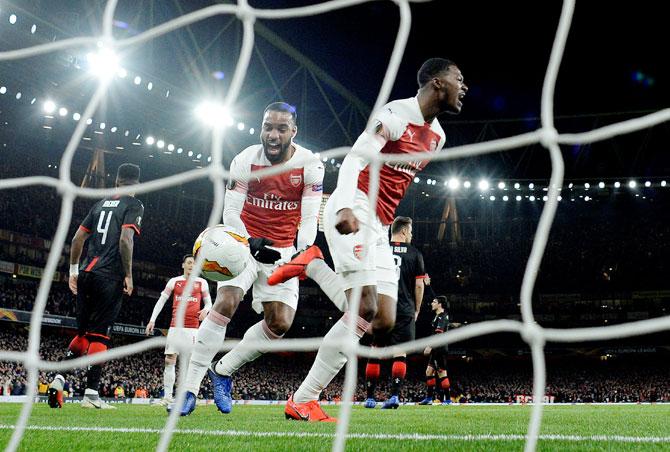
[0,425,669,443]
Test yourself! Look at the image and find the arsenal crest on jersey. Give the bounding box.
[353,244,365,260]
[290,174,302,187]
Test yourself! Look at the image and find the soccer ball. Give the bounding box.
[193,225,250,282]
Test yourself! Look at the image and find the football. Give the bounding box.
[192,225,251,282]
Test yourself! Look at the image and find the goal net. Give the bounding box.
[1,1,669,452]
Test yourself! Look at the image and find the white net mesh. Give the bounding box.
[1,1,669,451]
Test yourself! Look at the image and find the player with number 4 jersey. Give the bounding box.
[50,164,144,410]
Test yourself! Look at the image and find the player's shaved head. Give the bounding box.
[417,58,456,87]
[116,163,140,186]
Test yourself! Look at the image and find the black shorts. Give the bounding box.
[388,314,416,345]
[428,347,448,371]
[76,272,123,337]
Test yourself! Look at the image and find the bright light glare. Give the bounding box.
[145,136,155,145]
[463,181,471,189]
[87,48,120,78]
[237,122,245,131]
[497,182,505,189]
[195,101,233,128]
[43,100,56,114]
[628,180,637,189]
[167,144,175,151]
[58,107,68,117]
[9,15,17,25]
[614,181,621,188]
[478,179,489,191]
[73,113,81,121]
[249,128,255,134]
[156,140,165,149]
[448,178,460,190]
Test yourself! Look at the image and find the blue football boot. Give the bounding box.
[363,398,377,409]
[167,391,196,416]
[381,395,400,409]
[208,368,233,414]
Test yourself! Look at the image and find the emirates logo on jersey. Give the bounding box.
[290,174,302,187]
[353,244,365,260]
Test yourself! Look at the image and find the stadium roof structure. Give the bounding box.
[0,0,668,183]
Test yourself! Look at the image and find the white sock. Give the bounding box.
[306,259,348,311]
[293,312,369,404]
[163,363,176,399]
[215,319,281,376]
[183,311,230,394]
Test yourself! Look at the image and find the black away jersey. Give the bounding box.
[391,241,426,317]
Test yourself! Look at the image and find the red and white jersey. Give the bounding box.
[162,276,211,328]
[357,97,445,224]
[228,144,324,247]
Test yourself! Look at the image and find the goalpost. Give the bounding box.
[1,1,669,452]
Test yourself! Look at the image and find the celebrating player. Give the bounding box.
[173,102,325,416]
[419,296,454,405]
[364,216,426,409]
[270,57,467,421]
[49,164,144,409]
[145,254,212,405]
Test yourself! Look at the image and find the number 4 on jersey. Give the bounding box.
[97,211,113,245]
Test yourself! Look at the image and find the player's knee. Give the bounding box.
[265,316,291,336]
[214,287,243,316]
[357,286,378,321]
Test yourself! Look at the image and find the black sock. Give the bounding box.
[86,364,102,392]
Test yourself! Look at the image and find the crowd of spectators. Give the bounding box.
[1,327,668,403]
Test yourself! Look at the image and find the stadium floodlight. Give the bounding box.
[145,136,155,145]
[543,196,548,202]
[478,179,489,191]
[207,156,212,162]
[503,195,509,201]
[598,182,605,189]
[427,178,433,185]
[31,24,37,34]
[249,128,255,134]
[614,181,621,188]
[43,100,56,114]
[86,48,120,79]
[72,112,81,121]
[584,182,590,189]
[86,118,93,125]
[558,195,562,201]
[177,147,183,154]
[463,180,471,189]
[196,153,202,159]
[448,177,460,190]
[15,92,21,100]
[662,181,667,187]
[187,150,193,157]
[58,107,68,117]
[528,182,535,189]
[110,126,117,133]
[515,195,522,201]
[99,122,106,130]
[529,195,536,201]
[628,180,637,188]
[9,14,17,25]
[498,181,505,190]
[117,68,127,78]
[134,76,142,85]
[514,182,520,189]
[156,140,165,149]
[237,122,245,131]
[568,183,573,189]
[195,101,233,128]
[645,181,651,187]
[147,82,153,91]
[489,195,496,201]
[584,196,591,201]
[167,144,175,151]
[413,177,420,184]
[0,86,6,95]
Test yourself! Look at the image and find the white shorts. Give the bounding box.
[164,327,198,355]
[323,189,398,300]
[217,246,299,314]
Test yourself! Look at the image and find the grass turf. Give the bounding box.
[1,403,669,451]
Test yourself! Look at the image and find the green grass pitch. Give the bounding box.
[1,403,669,451]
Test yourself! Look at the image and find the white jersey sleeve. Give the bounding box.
[223,151,251,237]
[297,153,325,249]
[150,277,177,323]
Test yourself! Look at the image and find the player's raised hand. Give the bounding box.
[249,237,281,264]
[145,321,154,336]
[198,308,209,321]
[423,346,432,356]
[335,208,359,234]
[68,275,78,295]
[124,275,134,296]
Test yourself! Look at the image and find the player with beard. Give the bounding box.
[270,58,468,421]
[173,102,325,416]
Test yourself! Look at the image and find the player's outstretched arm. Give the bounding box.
[119,227,135,296]
[68,227,90,295]
[146,290,171,335]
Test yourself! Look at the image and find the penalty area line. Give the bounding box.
[0,425,670,443]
